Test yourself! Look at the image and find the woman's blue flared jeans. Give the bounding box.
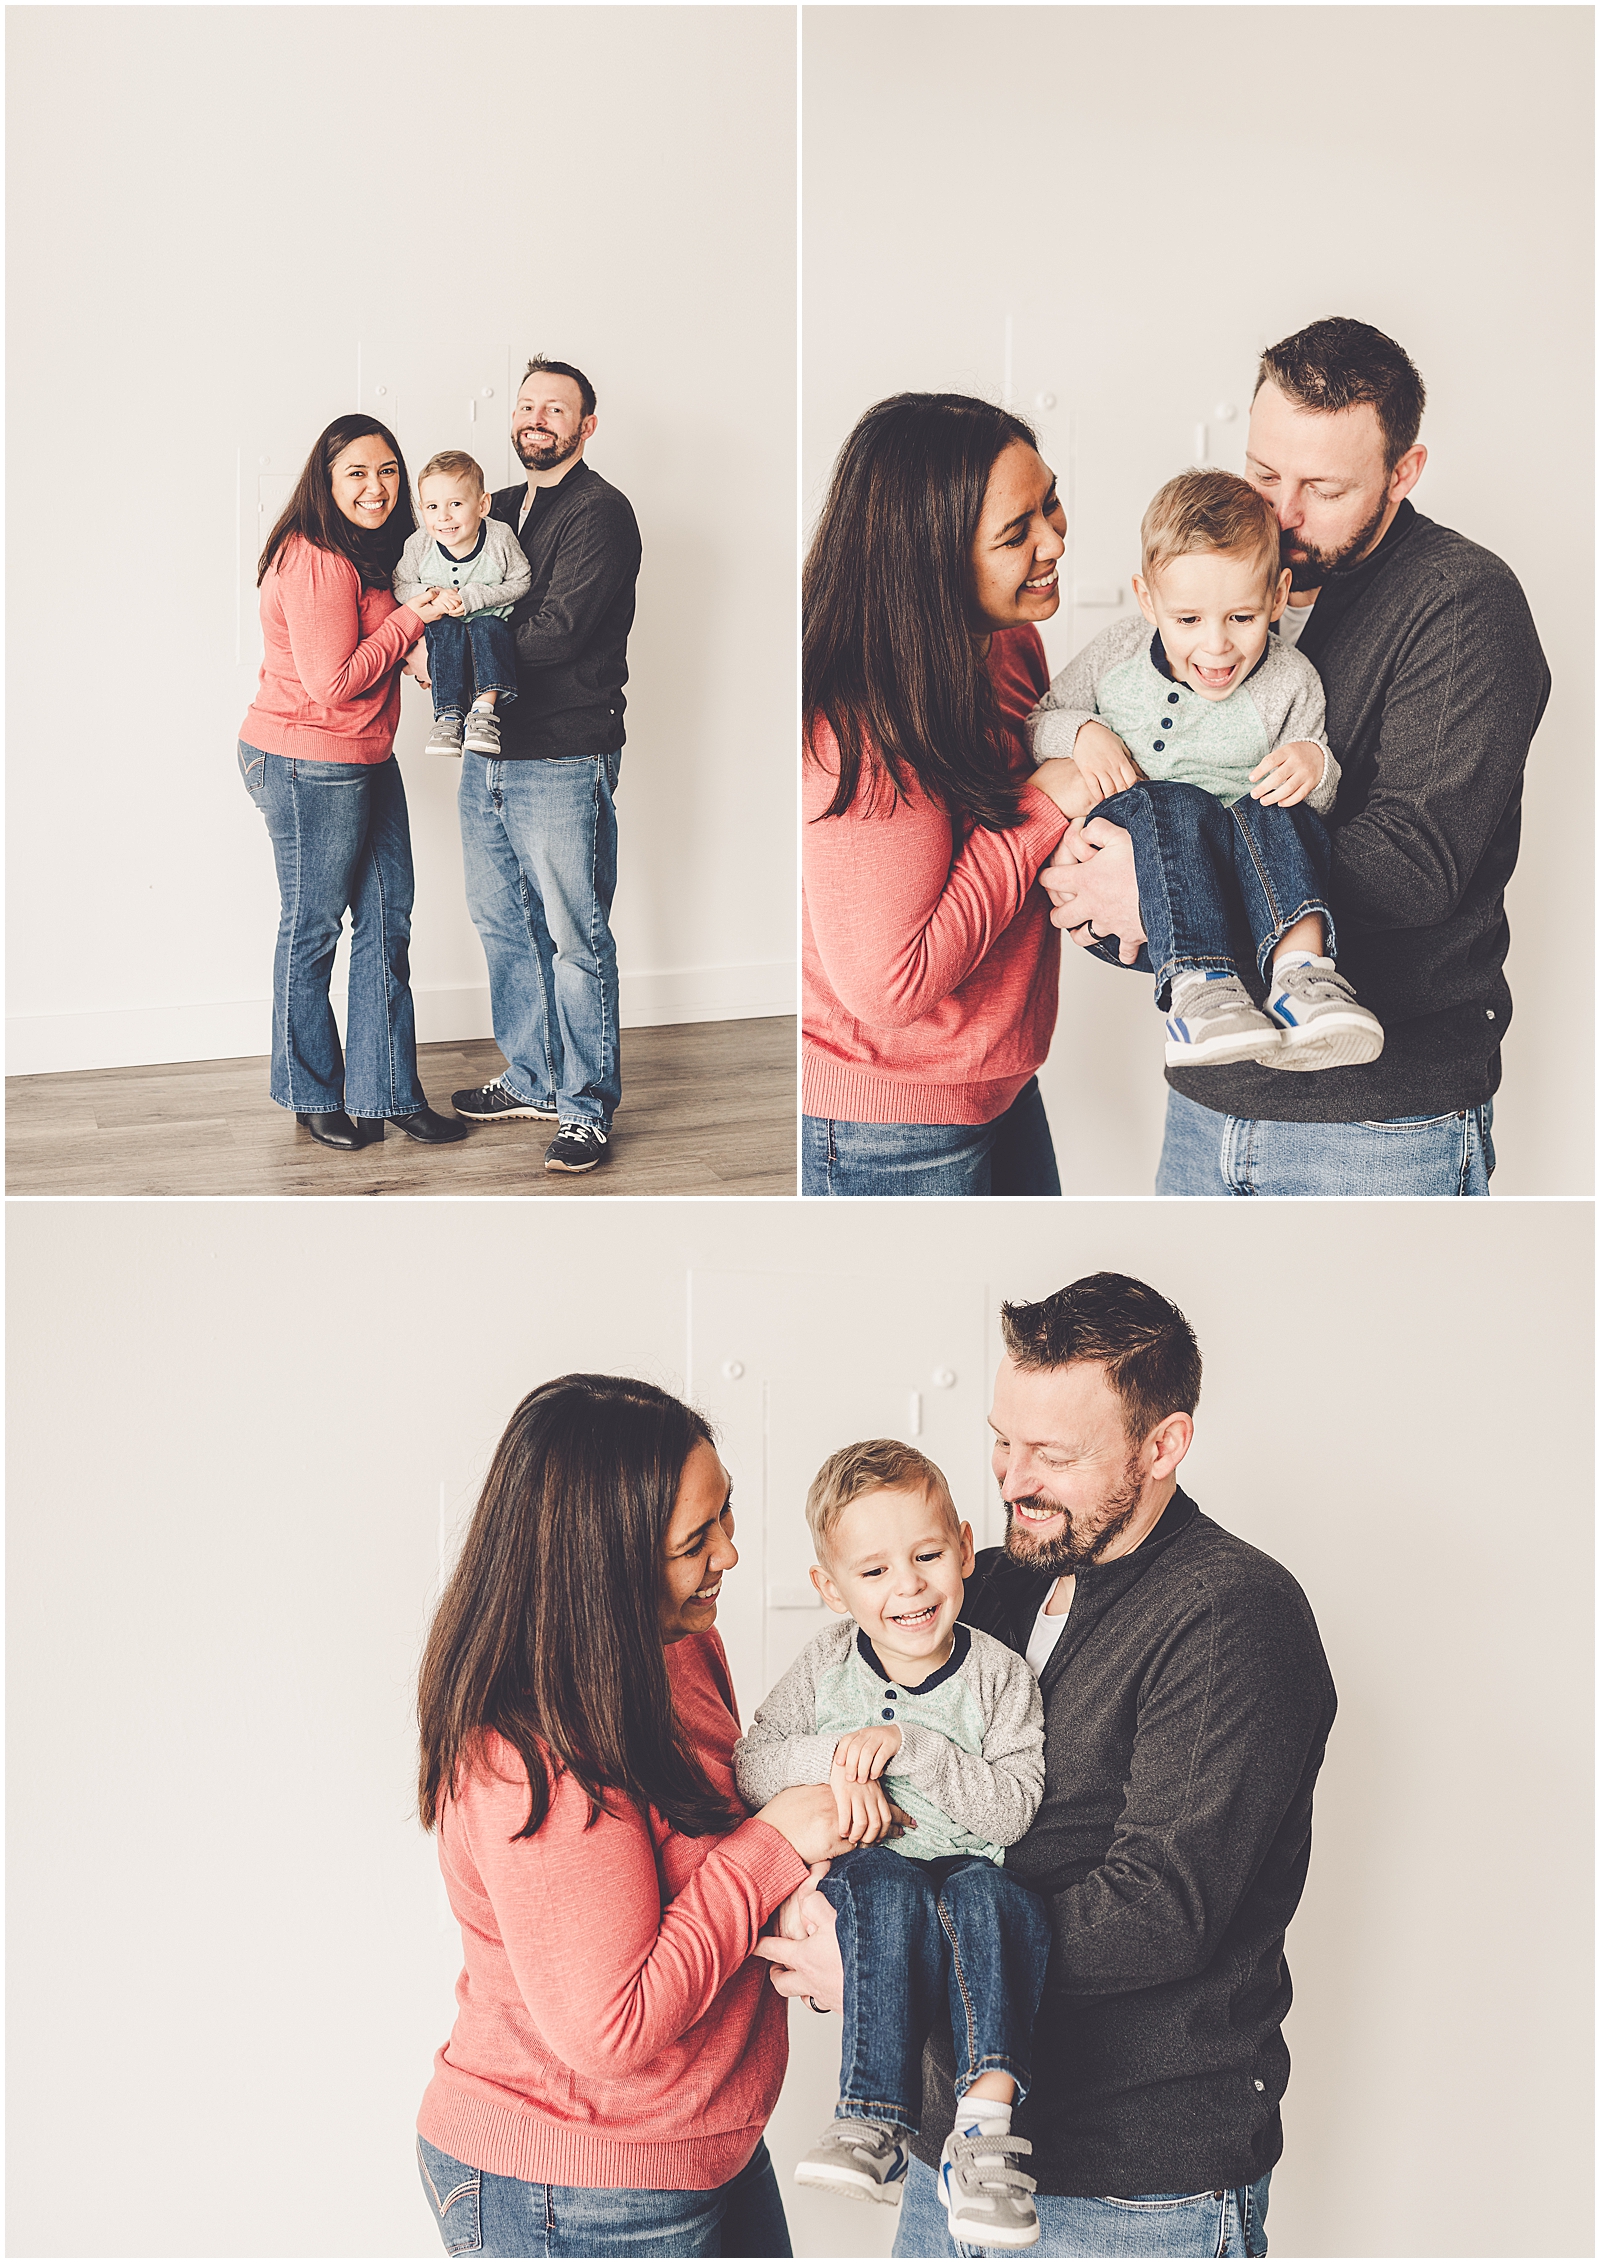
[238,744,426,1119]
[416,2134,791,2258]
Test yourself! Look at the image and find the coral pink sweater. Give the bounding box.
[240,535,425,765]
[803,627,1071,1126]
[417,1631,809,2191]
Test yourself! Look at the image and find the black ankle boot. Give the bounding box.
[295,1110,381,1151]
[389,1104,469,1144]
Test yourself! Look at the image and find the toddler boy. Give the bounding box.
[734,1439,1049,2250]
[1027,468,1383,1071]
[393,451,531,757]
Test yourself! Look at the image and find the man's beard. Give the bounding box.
[1003,1455,1145,1576]
[1280,491,1391,592]
[514,425,582,474]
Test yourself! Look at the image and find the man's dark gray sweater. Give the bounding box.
[488,461,641,760]
[1168,500,1550,1120]
[913,1489,1336,2197]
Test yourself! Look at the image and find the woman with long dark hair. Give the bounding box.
[414,1374,862,2259]
[802,393,1088,1197]
[237,414,465,1150]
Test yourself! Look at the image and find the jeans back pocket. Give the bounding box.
[416,2135,483,2256]
[237,742,267,805]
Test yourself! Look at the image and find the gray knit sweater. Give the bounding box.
[1028,616,1339,816]
[1167,501,1550,1120]
[393,518,531,620]
[732,1619,1044,1863]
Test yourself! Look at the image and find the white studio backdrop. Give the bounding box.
[802,5,1594,1197]
[7,1200,1592,2260]
[5,6,797,1076]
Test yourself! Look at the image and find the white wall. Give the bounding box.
[5,6,797,1075]
[803,5,1594,1196]
[7,1200,1591,2259]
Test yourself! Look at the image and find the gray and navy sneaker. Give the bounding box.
[462,707,501,755]
[544,1121,611,1174]
[450,1077,559,1123]
[426,714,463,756]
[938,2124,1039,2249]
[1263,956,1385,1071]
[1164,971,1284,1068]
[794,2117,910,2204]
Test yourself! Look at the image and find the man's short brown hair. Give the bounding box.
[418,449,486,495]
[522,355,597,420]
[1256,317,1426,475]
[1140,469,1280,597]
[805,1438,959,1564]
[1000,1273,1202,1443]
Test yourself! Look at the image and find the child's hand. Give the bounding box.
[829,1764,899,1847]
[831,1723,902,1782]
[408,586,450,623]
[437,589,466,617]
[1250,740,1325,807]
[1071,720,1145,805]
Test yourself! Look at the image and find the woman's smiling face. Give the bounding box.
[969,441,1066,634]
[658,1439,739,1644]
[329,432,401,530]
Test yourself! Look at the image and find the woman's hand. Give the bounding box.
[1030,755,1096,818]
[408,586,450,623]
[1040,818,1147,962]
[756,1782,912,1863]
[1250,740,1323,808]
[401,641,431,689]
[749,1879,845,2011]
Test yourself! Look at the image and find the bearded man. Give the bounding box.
[1044,318,1550,1197]
[756,1272,1337,2260]
[450,355,642,1174]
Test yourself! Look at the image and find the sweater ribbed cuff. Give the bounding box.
[718,1817,812,1906]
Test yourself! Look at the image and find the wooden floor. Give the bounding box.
[5,1018,797,1199]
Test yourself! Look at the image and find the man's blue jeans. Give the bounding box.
[237,743,426,1119]
[801,1078,1061,1197]
[1090,780,1333,1008]
[817,1848,1052,2129]
[416,2133,791,2258]
[426,613,518,719]
[458,751,622,1128]
[893,2156,1270,2258]
[1156,1086,1495,1196]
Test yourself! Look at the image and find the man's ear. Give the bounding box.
[1144,1411,1194,1481]
[1388,442,1426,506]
[580,412,598,447]
[811,1561,851,1615]
[1131,572,1158,627]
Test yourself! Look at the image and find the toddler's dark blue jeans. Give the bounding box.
[1088,779,1334,1009]
[817,1846,1052,2133]
[425,612,518,719]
